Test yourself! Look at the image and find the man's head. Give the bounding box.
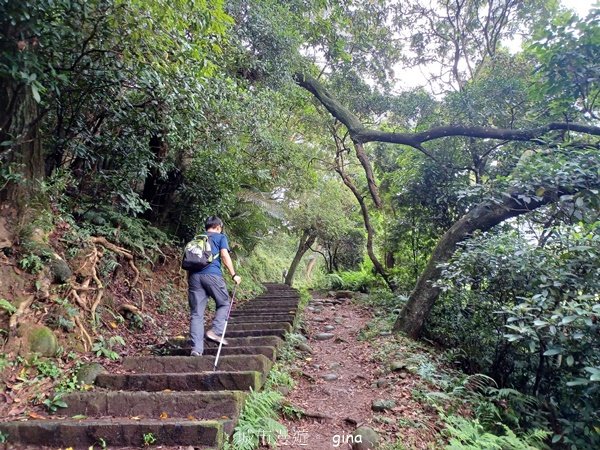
[205,216,223,232]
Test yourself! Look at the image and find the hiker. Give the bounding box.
[188,216,241,356]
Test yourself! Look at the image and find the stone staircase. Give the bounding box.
[0,283,299,449]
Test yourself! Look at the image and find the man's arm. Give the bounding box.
[220,248,241,285]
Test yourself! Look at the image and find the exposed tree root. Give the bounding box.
[74,315,93,351]
[7,235,141,346]
[65,237,140,329]
[8,295,35,334]
[136,288,145,312]
[91,236,139,288]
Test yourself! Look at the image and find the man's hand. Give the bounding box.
[232,274,241,285]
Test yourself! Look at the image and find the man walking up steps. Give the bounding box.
[188,216,241,356]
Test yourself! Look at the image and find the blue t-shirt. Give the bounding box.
[200,232,230,275]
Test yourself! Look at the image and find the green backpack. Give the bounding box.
[181,234,219,271]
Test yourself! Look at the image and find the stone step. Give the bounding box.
[223,328,288,339]
[61,390,245,420]
[229,314,295,324]
[246,296,300,302]
[260,285,299,291]
[230,308,297,316]
[237,301,299,308]
[123,354,272,375]
[254,295,300,300]
[164,335,284,348]
[167,345,277,360]
[0,418,225,448]
[228,322,292,332]
[240,299,298,305]
[235,309,297,316]
[207,335,285,348]
[95,370,262,391]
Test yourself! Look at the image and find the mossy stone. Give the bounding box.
[50,257,72,283]
[371,399,396,412]
[76,363,107,385]
[352,426,379,449]
[27,325,58,356]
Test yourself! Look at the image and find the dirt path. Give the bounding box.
[281,293,440,450]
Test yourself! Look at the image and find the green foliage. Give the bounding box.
[142,432,157,446]
[18,253,45,274]
[0,299,17,315]
[527,8,600,118]
[326,267,379,293]
[443,414,550,450]
[0,354,9,372]
[45,297,78,332]
[75,206,172,260]
[280,402,304,421]
[0,430,7,444]
[55,372,82,394]
[263,363,295,391]
[43,393,68,413]
[92,335,125,360]
[430,220,600,447]
[155,284,177,314]
[228,388,287,450]
[34,359,61,379]
[276,333,301,364]
[356,290,405,341]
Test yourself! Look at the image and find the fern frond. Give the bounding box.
[237,189,285,219]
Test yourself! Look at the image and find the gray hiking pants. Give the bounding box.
[188,273,230,354]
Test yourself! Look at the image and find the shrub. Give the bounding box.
[428,222,600,448]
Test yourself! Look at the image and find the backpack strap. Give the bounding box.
[194,233,220,259]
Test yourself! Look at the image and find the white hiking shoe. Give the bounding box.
[206,329,229,346]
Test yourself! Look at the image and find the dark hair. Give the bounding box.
[205,216,223,230]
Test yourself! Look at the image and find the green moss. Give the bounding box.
[27,325,58,356]
[76,362,106,385]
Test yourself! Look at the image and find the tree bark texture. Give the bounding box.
[285,229,317,286]
[0,78,44,208]
[393,188,580,338]
[142,133,183,224]
[335,164,394,291]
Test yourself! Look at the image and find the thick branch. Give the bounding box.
[295,73,367,135]
[353,142,382,208]
[285,229,317,286]
[393,185,587,338]
[334,154,394,291]
[296,74,600,147]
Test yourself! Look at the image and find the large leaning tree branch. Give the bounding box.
[332,135,394,291]
[393,183,597,339]
[295,74,600,146]
[295,72,600,339]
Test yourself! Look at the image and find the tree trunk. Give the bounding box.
[306,252,318,280]
[385,251,395,269]
[141,133,184,224]
[0,79,44,209]
[285,229,317,286]
[393,188,574,338]
[335,163,395,291]
[353,142,382,208]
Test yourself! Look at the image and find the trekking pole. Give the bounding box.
[213,285,237,371]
